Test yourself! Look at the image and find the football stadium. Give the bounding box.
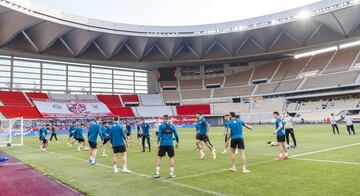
[0,0,360,195]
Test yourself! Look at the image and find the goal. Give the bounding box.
[0,117,24,147]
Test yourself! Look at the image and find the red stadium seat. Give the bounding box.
[120,94,139,103]
[0,106,42,119]
[96,95,123,107]
[25,92,49,100]
[0,91,31,106]
[108,107,135,117]
[176,104,211,116]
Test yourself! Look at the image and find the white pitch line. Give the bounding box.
[175,142,360,180]
[25,146,226,196]
[289,142,360,158]
[294,158,360,166]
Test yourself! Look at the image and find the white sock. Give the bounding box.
[113,165,117,170]
[284,152,288,157]
[200,149,204,154]
[242,165,246,170]
[123,165,127,170]
[170,167,174,175]
[156,166,160,175]
[279,153,283,158]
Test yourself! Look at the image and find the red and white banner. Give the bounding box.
[33,100,112,118]
[155,115,197,125]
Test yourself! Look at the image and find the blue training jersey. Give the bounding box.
[227,118,245,139]
[141,123,150,136]
[100,126,110,141]
[224,120,230,134]
[74,127,84,140]
[110,123,126,146]
[39,128,47,140]
[69,125,76,134]
[157,122,179,146]
[196,118,208,135]
[275,117,285,136]
[136,124,141,132]
[126,125,132,134]
[88,122,100,143]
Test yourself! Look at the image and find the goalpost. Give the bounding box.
[0,117,24,147]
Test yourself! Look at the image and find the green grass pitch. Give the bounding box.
[2,124,360,196]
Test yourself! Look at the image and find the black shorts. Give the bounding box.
[158,146,175,157]
[196,134,209,142]
[88,141,97,149]
[113,146,126,153]
[230,138,245,149]
[102,139,109,145]
[69,133,73,137]
[75,138,84,143]
[126,132,131,137]
[156,132,159,136]
[277,135,286,142]
[40,139,48,144]
[225,135,228,143]
[137,133,142,138]
[285,128,294,134]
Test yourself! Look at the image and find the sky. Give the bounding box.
[31,0,321,26]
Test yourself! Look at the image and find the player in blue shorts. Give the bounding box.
[136,121,142,146]
[125,122,133,144]
[154,114,179,179]
[74,123,86,152]
[88,117,101,165]
[195,112,216,159]
[110,116,129,173]
[273,111,288,160]
[100,122,110,157]
[39,124,49,152]
[225,112,253,173]
[67,122,76,147]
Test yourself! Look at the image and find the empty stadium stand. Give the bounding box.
[0,91,31,106]
[120,94,139,105]
[213,85,255,98]
[300,70,360,90]
[139,94,164,106]
[0,106,42,118]
[181,89,211,99]
[25,92,49,100]
[302,51,334,73]
[179,79,203,90]
[224,69,252,87]
[135,106,174,117]
[108,107,135,118]
[251,62,280,81]
[96,95,123,107]
[323,46,360,73]
[162,90,180,103]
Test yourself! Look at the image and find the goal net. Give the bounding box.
[0,118,24,147]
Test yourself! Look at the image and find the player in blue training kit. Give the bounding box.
[39,124,50,152]
[222,114,231,154]
[110,116,129,173]
[195,112,216,159]
[136,122,142,146]
[67,122,76,148]
[141,119,151,152]
[100,122,110,157]
[88,117,101,165]
[154,114,179,179]
[125,122,133,144]
[74,123,86,152]
[273,111,288,160]
[225,112,253,173]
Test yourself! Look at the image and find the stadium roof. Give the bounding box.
[0,0,360,70]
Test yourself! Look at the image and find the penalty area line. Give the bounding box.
[25,145,226,196]
[175,142,360,180]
